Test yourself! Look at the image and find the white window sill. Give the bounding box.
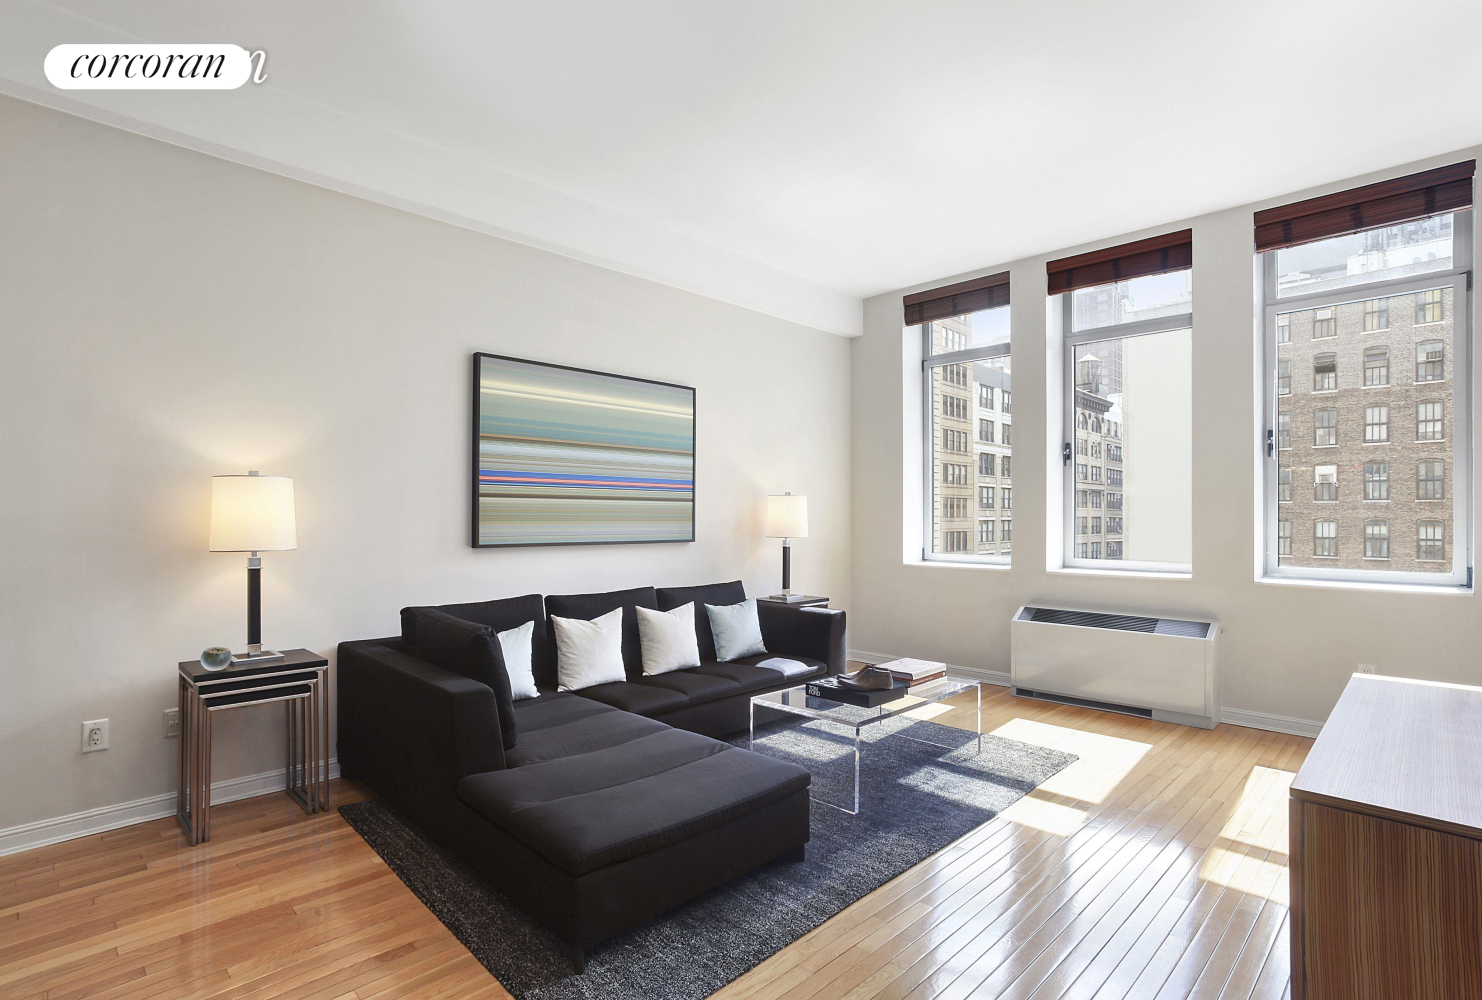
[1258,575,1472,595]
[908,558,1011,572]
[1049,565,1193,581]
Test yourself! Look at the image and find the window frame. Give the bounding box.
[1062,289,1193,574]
[921,309,1012,566]
[1261,210,1473,587]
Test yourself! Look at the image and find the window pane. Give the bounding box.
[1072,271,1192,332]
[928,308,1011,560]
[1071,326,1190,565]
[1272,279,1457,574]
[927,304,1010,355]
[1275,213,1455,298]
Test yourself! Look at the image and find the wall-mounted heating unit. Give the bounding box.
[1010,606,1219,729]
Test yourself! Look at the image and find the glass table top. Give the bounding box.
[752,675,979,730]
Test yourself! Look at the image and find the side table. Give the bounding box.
[177,647,329,845]
[757,595,829,609]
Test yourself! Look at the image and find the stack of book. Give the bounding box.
[875,657,947,686]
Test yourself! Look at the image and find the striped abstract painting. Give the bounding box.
[473,354,695,546]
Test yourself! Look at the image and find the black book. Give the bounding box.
[805,676,911,708]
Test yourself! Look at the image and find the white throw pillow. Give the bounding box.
[496,620,539,700]
[636,604,702,675]
[706,599,768,661]
[553,608,627,691]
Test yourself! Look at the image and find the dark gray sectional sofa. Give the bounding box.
[337,580,846,971]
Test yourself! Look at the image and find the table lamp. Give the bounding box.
[210,471,296,664]
[765,492,808,601]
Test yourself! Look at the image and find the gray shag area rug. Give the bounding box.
[340,712,1076,1000]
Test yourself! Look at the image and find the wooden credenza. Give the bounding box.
[1289,673,1482,1000]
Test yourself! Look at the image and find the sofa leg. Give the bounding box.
[570,945,585,974]
[780,844,806,863]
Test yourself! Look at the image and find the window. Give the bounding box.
[1364,462,1389,501]
[1091,517,1102,534]
[1364,347,1388,387]
[1061,256,1192,572]
[1314,408,1337,446]
[1106,540,1123,558]
[1001,488,1012,510]
[979,519,994,544]
[1074,543,1088,558]
[1364,404,1388,443]
[924,298,1010,562]
[1001,391,1012,414]
[1364,521,1389,559]
[1106,516,1123,533]
[1417,288,1444,324]
[1075,489,1088,508]
[1001,424,1011,446]
[1001,519,1012,542]
[1363,298,1388,331]
[1076,438,1088,456]
[1417,401,1444,441]
[1001,456,1012,478]
[1314,464,1337,502]
[1262,184,1469,585]
[1314,519,1338,557]
[1076,516,1088,535]
[1313,353,1337,392]
[1416,340,1444,382]
[1418,460,1445,500]
[1418,520,1445,561]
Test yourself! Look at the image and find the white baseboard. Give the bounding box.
[848,648,1012,687]
[848,648,1322,738]
[0,759,341,859]
[1218,708,1323,739]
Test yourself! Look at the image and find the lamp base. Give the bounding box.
[232,648,286,666]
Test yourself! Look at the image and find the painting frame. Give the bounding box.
[470,353,696,548]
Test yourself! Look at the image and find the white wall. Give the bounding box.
[0,95,851,835]
[852,149,1482,732]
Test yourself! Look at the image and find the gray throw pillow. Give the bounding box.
[705,599,768,661]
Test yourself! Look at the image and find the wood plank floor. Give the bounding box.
[0,684,1310,999]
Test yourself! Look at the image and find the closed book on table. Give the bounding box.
[876,657,948,685]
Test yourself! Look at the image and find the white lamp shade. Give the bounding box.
[209,475,297,552]
[765,494,808,538]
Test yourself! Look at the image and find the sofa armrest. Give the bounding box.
[337,638,504,842]
[756,605,847,676]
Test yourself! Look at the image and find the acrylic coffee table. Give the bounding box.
[749,675,982,815]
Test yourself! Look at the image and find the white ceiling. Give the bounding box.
[4,0,1482,336]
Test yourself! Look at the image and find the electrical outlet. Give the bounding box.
[1358,663,1376,674]
[163,708,180,739]
[82,719,109,753]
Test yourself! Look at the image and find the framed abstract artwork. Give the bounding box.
[471,353,696,547]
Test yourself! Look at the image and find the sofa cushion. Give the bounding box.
[408,609,518,751]
[691,654,826,693]
[507,692,669,767]
[401,594,551,689]
[656,581,747,660]
[545,587,658,680]
[456,728,811,876]
[634,668,741,708]
[572,680,689,717]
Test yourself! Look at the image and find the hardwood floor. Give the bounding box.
[0,685,1309,999]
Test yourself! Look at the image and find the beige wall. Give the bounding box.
[0,95,851,835]
[851,148,1482,730]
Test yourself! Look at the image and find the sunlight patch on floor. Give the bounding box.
[1197,765,1295,903]
[1000,791,1089,837]
[989,717,1153,805]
